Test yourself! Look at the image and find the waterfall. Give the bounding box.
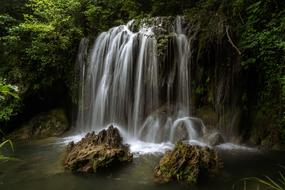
[76,17,206,143]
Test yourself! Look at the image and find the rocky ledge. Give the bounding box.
[9,109,69,140]
[154,142,221,184]
[63,125,133,173]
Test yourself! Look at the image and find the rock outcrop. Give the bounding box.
[63,125,133,173]
[9,109,69,140]
[154,142,221,184]
[206,132,225,146]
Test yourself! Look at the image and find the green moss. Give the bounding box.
[155,142,220,184]
[157,34,170,57]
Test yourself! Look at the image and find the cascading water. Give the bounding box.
[76,16,207,145]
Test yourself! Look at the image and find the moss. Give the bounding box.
[157,34,171,57]
[64,127,133,173]
[92,154,116,171]
[154,142,221,184]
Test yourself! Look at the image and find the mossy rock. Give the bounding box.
[154,142,221,184]
[205,132,225,146]
[63,126,133,173]
[9,108,69,140]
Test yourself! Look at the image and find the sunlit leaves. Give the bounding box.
[22,0,83,65]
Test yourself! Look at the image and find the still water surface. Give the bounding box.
[0,137,284,190]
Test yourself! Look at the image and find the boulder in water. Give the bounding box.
[154,142,221,184]
[207,132,225,146]
[63,125,133,173]
[172,124,189,142]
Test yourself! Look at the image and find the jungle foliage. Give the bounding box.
[183,0,285,143]
[0,81,17,161]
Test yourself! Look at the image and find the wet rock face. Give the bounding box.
[206,132,225,146]
[172,124,189,142]
[63,126,133,173]
[154,142,221,184]
[88,126,124,148]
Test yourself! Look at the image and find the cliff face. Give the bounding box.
[181,14,283,148]
[188,29,244,142]
[149,16,245,142]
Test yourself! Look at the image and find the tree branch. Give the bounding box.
[226,25,241,55]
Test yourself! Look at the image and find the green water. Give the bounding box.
[0,138,284,190]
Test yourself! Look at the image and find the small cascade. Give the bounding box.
[75,38,89,129]
[76,16,207,144]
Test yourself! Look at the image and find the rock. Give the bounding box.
[154,142,221,184]
[88,125,124,148]
[171,117,205,143]
[207,132,225,146]
[272,144,285,151]
[9,109,69,140]
[63,125,133,173]
[172,123,189,142]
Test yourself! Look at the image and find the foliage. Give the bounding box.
[0,0,96,124]
[0,80,18,162]
[83,0,148,34]
[1,0,85,91]
[237,0,285,141]
[181,0,285,143]
[151,0,197,16]
[251,174,285,190]
[237,167,285,190]
[0,79,20,122]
